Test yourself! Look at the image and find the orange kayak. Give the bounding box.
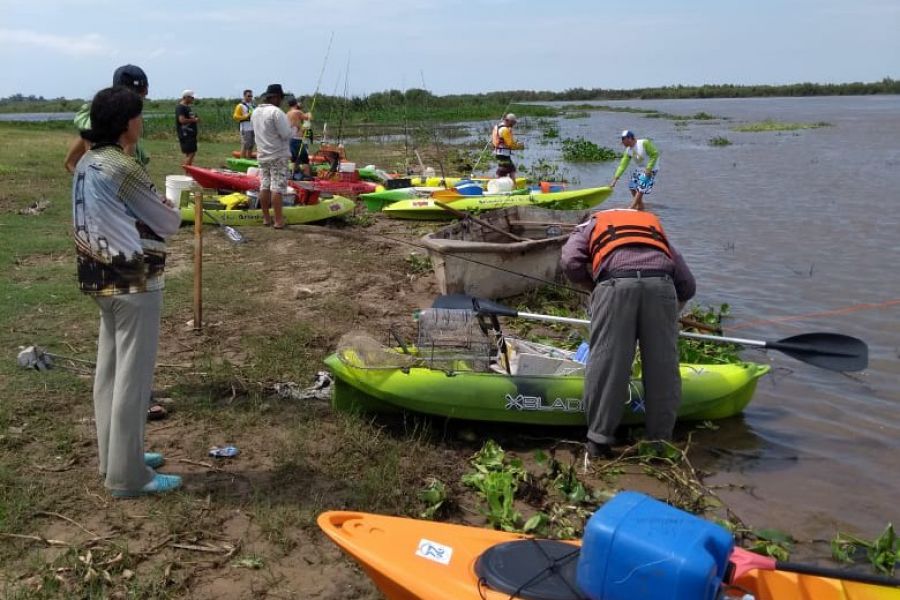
[317,511,900,600]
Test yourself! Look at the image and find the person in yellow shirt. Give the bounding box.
[491,113,524,179]
[232,89,256,159]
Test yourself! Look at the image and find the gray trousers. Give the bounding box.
[92,290,162,492]
[584,276,681,444]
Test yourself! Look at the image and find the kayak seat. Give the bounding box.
[474,539,587,600]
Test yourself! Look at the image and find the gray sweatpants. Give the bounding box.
[92,290,162,492]
[584,276,681,444]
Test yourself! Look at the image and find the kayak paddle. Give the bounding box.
[202,209,244,244]
[431,294,868,372]
[729,547,900,589]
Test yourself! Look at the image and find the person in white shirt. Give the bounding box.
[250,84,292,228]
[232,89,256,159]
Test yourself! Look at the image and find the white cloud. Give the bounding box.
[0,28,110,57]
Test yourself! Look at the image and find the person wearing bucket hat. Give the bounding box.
[64,64,151,173]
[176,89,200,166]
[250,84,292,228]
[609,129,660,211]
[491,112,524,179]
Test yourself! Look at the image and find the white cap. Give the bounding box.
[505,113,518,122]
[182,89,195,98]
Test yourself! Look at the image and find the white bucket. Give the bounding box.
[247,166,260,177]
[487,176,514,194]
[165,175,197,208]
[339,161,356,173]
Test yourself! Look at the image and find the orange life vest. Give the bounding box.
[492,123,511,155]
[589,209,671,272]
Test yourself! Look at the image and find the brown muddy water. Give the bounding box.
[521,96,900,548]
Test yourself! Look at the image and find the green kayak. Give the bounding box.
[179,195,355,226]
[324,337,770,426]
[225,157,257,172]
[360,186,460,212]
[381,187,612,220]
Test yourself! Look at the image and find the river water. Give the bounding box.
[516,96,900,549]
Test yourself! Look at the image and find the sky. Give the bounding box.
[1,0,898,101]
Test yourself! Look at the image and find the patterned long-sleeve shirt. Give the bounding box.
[72,145,180,296]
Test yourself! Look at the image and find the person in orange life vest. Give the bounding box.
[559,209,695,459]
[609,130,660,211]
[491,113,524,179]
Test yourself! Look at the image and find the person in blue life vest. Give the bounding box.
[232,89,256,159]
[609,130,660,211]
[559,208,695,459]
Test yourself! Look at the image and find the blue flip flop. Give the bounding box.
[111,473,182,498]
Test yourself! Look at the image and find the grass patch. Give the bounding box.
[709,136,732,146]
[733,119,832,132]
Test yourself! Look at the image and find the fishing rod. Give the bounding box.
[470,98,516,176]
[336,52,351,147]
[419,70,450,188]
[302,31,334,142]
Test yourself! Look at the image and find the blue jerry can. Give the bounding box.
[576,491,734,600]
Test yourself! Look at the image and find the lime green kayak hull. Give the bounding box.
[225,157,258,172]
[179,196,355,226]
[325,353,770,426]
[382,187,612,220]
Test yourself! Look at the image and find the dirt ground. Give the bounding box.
[3,205,719,599]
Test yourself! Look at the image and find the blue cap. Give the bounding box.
[620,129,635,139]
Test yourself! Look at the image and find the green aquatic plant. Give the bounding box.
[560,137,618,162]
[678,304,742,363]
[733,119,832,132]
[832,523,900,575]
[709,136,732,146]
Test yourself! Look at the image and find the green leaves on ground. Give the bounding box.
[462,441,526,531]
[832,523,899,575]
[560,137,618,162]
[418,477,449,520]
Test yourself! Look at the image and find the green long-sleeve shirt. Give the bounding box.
[613,138,659,179]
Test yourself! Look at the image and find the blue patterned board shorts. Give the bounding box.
[628,169,658,195]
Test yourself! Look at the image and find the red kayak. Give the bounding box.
[183,165,377,196]
[231,149,338,165]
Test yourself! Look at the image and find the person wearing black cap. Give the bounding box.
[64,65,150,173]
[176,89,200,166]
[250,84,292,228]
[609,130,660,211]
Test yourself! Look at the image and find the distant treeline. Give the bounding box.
[2,77,897,114]
[2,78,896,140]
